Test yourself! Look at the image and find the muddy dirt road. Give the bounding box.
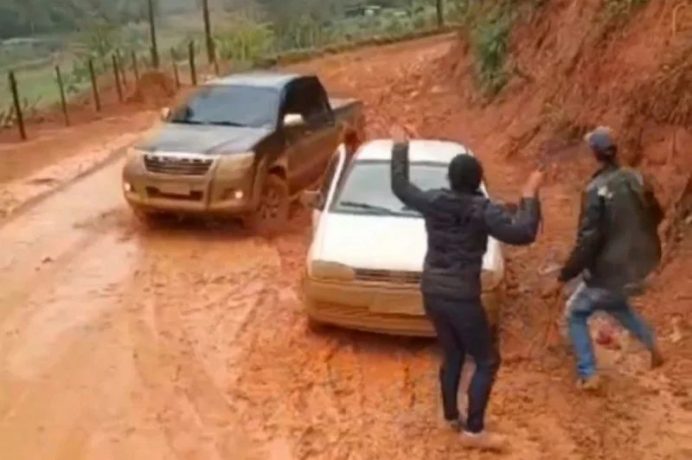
[1,35,692,460]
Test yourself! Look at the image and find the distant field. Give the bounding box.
[1,6,441,116]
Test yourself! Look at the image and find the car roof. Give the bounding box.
[354,139,472,164]
[205,71,306,89]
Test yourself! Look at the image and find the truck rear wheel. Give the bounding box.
[247,174,290,236]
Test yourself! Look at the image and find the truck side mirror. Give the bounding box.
[283,113,305,128]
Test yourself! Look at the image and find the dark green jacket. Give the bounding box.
[559,164,664,294]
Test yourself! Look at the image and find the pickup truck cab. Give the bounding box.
[122,71,364,233]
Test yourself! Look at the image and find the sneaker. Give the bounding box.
[460,431,507,452]
[577,375,602,392]
[651,348,665,369]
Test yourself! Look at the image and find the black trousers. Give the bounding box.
[424,294,501,433]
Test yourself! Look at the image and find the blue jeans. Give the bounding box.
[567,283,656,379]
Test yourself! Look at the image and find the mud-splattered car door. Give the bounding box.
[311,145,347,231]
[283,77,341,194]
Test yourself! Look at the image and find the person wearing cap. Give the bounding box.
[556,126,665,391]
[389,126,543,451]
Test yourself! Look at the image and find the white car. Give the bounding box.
[301,139,506,337]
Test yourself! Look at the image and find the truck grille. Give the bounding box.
[144,154,213,176]
[354,269,421,285]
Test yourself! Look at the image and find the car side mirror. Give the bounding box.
[301,190,325,210]
[160,107,171,121]
[283,113,305,128]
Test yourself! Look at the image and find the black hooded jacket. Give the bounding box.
[390,142,541,300]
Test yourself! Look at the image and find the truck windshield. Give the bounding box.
[331,160,450,217]
[170,85,279,128]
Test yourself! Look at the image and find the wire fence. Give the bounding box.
[1,1,467,141]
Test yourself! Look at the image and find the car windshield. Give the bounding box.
[169,85,279,128]
[331,160,450,217]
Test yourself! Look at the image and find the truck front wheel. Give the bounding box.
[247,174,290,236]
[131,207,169,228]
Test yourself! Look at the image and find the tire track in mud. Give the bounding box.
[0,225,151,459]
[369,47,692,458]
[3,32,692,460]
[112,40,692,459]
[124,243,283,460]
[236,227,551,459]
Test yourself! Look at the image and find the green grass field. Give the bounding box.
[1,5,441,117]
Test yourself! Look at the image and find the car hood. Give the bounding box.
[313,213,502,272]
[136,123,272,154]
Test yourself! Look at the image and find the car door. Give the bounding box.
[282,78,339,194]
[301,79,341,186]
[281,79,316,195]
[312,144,347,231]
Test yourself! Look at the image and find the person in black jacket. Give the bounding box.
[389,127,542,451]
[556,126,664,391]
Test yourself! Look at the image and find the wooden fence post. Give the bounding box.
[188,41,197,86]
[202,0,216,67]
[112,55,124,103]
[117,50,128,88]
[147,0,160,68]
[55,65,70,126]
[8,71,27,140]
[436,0,445,27]
[171,48,181,89]
[88,59,101,112]
[132,51,140,86]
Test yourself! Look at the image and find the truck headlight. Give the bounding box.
[216,152,255,175]
[310,260,355,281]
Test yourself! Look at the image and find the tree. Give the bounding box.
[202,0,216,65]
[147,0,160,68]
[436,0,444,26]
[0,0,150,39]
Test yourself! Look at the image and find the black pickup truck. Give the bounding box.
[122,71,365,233]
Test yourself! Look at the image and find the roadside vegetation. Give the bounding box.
[468,5,514,97]
[605,0,650,22]
[0,0,443,118]
[450,0,518,99]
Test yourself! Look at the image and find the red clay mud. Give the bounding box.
[0,2,691,458]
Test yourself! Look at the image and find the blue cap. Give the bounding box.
[584,127,616,154]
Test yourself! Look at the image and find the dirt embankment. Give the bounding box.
[438,0,691,241]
